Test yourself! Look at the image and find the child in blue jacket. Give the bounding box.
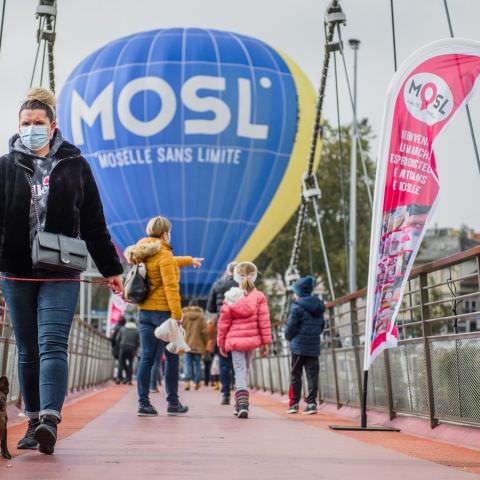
[285,276,325,415]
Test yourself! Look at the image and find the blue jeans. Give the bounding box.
[149,343,163,390]
[184,352,202,384]
[137,310,179,406]
[1,278,80,420]
[220,352,234,398]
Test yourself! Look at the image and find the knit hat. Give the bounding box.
[292,276,315,297]
[224,287,245,305]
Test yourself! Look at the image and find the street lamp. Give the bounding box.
[348,38,360,293]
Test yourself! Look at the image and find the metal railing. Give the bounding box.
[251,246,480,429]
[0,300,115,406]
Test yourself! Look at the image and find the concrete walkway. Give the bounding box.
[2,385,480,480]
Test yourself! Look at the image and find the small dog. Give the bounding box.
[0,376,11,459]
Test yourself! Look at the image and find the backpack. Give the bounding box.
[123,263,149,304]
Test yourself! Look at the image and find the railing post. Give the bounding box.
[349,298,363,407]
[328,306,342,409]
[419,272,438,428]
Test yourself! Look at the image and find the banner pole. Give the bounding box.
[361,370,368,428]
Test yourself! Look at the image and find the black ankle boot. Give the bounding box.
[35,415,58,455]
[17,418,40,449]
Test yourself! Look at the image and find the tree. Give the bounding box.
[255,120,376,300]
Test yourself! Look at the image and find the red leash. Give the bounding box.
[0,275,110,285]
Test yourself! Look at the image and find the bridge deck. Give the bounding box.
[2,385,480,479]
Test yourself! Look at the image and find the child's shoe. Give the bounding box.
[287,404,299,414]
[302,403,317,415]
[235,390,249,419]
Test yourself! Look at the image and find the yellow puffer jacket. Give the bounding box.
[124,237,192,320]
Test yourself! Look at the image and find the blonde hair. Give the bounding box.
[146,216,171,238]
[235,261,258,294]
[20,87,56,121]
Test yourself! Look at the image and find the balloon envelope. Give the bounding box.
[58,28,316,297]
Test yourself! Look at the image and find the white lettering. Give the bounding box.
[71,84,115,145]
[118,77,176,136]
[181,76,231,135]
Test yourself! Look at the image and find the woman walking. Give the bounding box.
[124,216,203,416]
[182,302,207,390]
[217,262,272,418]
[0,88,123,455]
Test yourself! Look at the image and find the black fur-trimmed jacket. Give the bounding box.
[0,131,123,277]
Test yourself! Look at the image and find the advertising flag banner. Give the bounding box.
[364,39,480,370]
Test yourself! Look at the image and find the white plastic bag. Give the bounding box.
[154,319,191,354]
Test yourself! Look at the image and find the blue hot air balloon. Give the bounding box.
[58,28,317,297]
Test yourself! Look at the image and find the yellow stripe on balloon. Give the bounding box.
[235,49,321,263]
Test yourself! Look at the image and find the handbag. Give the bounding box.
[123,263,149,304]
[27,172,88,274]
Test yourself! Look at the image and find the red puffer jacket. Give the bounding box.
[217,289,272,352]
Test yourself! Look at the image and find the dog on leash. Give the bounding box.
[0,376,11,459]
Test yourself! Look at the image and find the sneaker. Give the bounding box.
[17,418,40,450]
[233,404,239,416]
[302,403,317,415]
[167,403,189,416]
[286,404,299,414]
[137,402,158,417]
[221,396,230,406]
[237,408,249,419]
[149,388,159,393]
[34,415,58,455]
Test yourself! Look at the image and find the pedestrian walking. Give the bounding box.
[124,216,203,416]
[207,262,237,404]
[111,317,127,384]
[285,276,325,415]
[118,318,140,385]
[217,262,272,419]
[0,88,123,455]
[182,302,208,390]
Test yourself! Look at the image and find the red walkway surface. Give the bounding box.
[1,385,480,479]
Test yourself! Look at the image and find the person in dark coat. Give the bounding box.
[207,262,237,405]
[285,276,325,415]
[111,317,127,383]
[118,319,140,385]
[0,88,123,455]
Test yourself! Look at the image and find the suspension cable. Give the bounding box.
[337,26,373,209]
[0,0,6,56]
[442,0,480,176]
[286,0,342,282]
[30,1,57,92]
[389,0,398,71]
[333,50,349,282]
[30,15,45,88]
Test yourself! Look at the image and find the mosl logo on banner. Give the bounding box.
[57,28,317,297]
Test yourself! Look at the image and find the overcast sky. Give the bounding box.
[0,0,478,230]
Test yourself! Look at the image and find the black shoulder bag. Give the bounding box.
[26,172,88,274]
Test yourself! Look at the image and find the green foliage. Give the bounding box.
[256,120,376,299]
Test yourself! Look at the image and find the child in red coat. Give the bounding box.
[217,262,272,418]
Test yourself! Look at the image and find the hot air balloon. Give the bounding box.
[57,28,317,297]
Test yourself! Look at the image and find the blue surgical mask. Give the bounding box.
[19,125,50,151]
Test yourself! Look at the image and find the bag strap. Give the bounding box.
[25,171,42,232]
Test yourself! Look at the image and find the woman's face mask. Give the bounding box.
[18,109,56,152]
